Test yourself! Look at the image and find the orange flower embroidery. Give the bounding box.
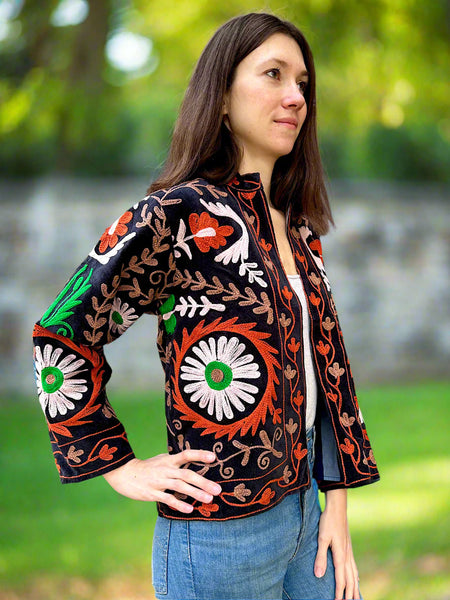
[198,502,220,517]
[294,443,308,461]
[98,444,117,461]
[259,488,275,505]
[99,211,133,253]
[288,337,301,354]
[309,238,323,260]
[240,190,256,200]
[189,212,233,252]
[260,239,272,252]
[293,391,304,406]
[272,407,282,424]
[340,438,355,455]
[316,341,330,355]
[309,292,321,306]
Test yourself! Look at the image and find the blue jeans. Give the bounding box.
[152,429,338,599]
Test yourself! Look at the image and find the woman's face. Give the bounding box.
[223,33,308,172]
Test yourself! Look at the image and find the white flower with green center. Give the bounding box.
[109,297,139,334]
[34,344,88,418]
[180,335,260,421]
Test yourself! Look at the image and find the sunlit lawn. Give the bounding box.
[0,381,448,600]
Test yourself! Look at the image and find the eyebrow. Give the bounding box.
[260,57,309,78]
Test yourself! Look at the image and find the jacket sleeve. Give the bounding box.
[32,191,175,483]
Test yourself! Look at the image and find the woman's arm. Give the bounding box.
[314,488,360,600]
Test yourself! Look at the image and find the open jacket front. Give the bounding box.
[33,173,379,520]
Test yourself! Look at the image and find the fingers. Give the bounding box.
[156,490,196,514]
[336,538,360,600]
[174,463,222,497]
[314,534,329,579]
[334,559,346,599]
[171,448,217,467]
[344,552,360,599]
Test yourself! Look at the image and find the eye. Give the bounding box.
[297,80,308,93]
[266,68,281,80]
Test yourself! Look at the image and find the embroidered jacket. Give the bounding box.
[33,173,379,521]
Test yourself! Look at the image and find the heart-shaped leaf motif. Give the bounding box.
[316,341,330,355]
[294,443,308,461]
[340,412,355,427]
[323,317,335,331]
[309,292,321,306]
[286,418,298,435]
[98,444,117,461]
[280,313,292,328]
[233,483,251,502]
[340,438,355,455]
[198,502,219,517]
[259,488,275,505]
[310,273,321,286]
[328,362,345,378]
[327,392,338,403]
[243,211,255,226]
[241,191,256,200]
[284,364,297,380]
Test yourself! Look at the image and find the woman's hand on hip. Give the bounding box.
[314,488,360,600]
[102,450,221,513]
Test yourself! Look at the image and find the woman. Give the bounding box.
[33,12,379,600]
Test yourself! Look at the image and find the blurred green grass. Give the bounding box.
[0,381,449,600]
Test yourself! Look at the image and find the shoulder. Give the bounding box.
[145,178,229,206]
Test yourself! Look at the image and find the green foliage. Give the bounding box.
[0,381,449,599]
[0,0,448,180]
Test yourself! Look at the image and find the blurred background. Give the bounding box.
[0,1,448,599]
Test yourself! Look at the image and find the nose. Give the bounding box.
[282,82,306,110]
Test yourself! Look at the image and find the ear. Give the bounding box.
[222,91,229,116]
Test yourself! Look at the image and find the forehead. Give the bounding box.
[239,33,306,72]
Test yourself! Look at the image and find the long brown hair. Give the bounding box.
[148,12,333,235]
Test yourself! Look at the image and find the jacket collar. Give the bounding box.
[227,172,263,192]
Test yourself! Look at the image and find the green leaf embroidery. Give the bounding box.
[159,294,176,334]
[40,264,93,339]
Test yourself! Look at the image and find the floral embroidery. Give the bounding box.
[180,335,260,421]
[40,265,93,339]
[299,221,331,291]
[67,445,84,463]
[340,412,356,427]
[329,362,345,378]
[99,211,133,253]
[35,344,87,418]
[33,175,379,521]
[322,317,335,331]
[159,294,177,333]
[189,212,233,252]
[197,502,220,517]
[173,318,280,439]
[233,483,251,502]
[109,298,139,334]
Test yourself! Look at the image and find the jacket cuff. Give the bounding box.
[50,419,135,483]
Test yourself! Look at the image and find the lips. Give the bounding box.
[274,118,298,128]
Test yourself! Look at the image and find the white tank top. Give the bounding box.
[287,274,317,431]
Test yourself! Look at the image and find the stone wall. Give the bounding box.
[1,176,448,399]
